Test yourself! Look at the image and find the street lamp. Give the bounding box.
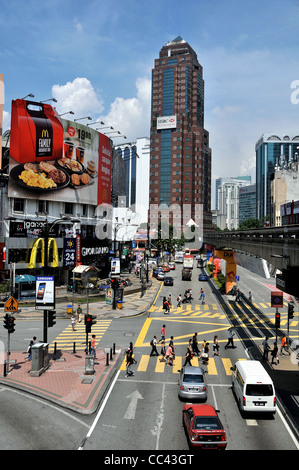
[104,131,121,135]
[96,126,113,131]
[110,135,127,139]
[74,116,92,122]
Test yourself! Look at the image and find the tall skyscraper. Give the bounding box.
[149,36,212,232]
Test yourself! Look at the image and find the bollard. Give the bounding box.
[73,342,76,354]
[54,342,57,355]
[106,352,109,366]
[110,347,113,360]
[113,343,116,355]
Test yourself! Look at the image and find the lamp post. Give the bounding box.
[59,111,74,116]
[74,116,92,122]
[87,121,105,126]
[41,215,80,342]
[21,93,35,99]
[40,98,57,103]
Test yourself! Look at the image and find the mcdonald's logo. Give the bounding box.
[41,129,49,138]
[29,237,59,268]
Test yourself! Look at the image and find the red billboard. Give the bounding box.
[8,99,112,207]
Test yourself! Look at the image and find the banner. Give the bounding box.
[0,73,3,170]
[29,238,59,268]
[97,133,112,205]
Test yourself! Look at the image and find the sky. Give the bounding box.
[1,0,299,208]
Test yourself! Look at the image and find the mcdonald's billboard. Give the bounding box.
[28,238,59,269]
[8,99,112,206]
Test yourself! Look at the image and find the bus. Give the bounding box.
[174,251,184,263]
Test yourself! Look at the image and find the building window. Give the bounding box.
[13,198,24,213]
[64,203,74,215]
[37,200,48,214]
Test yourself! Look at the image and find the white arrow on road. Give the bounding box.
[124,390,144,420]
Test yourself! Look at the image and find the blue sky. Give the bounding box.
[1,0,299,207]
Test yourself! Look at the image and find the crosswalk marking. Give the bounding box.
[50,320,111,351]
[120,355,247,375]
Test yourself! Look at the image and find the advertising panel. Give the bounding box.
[0,73,3,170]
[156,115,177,130]
[8,99,112,206]
[35,275,55,310]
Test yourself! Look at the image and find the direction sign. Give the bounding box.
[5,296,18,312]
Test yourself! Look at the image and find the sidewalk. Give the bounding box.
[0,277,161,415]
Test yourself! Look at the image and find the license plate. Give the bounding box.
[188,388,199,392]
[254,402,265,406]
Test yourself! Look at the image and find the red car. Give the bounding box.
[182,404,227,450]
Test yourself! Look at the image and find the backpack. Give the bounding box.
[150,339,154,347]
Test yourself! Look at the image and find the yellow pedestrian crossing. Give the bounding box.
[50,320,112,351]
[120,354,246,376]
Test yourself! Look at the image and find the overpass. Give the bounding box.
[203,224,299,296]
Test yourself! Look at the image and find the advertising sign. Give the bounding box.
[157,115,177,130]
[63,238,77,267]
[271,290,283,308]
[35,276,55,310]
[0,73,3,170]
[8,100,112,206]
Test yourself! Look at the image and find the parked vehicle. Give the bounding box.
[182,404,227,450]
[199,273,208,281]
[157,271,165,281]
[231,360,276,414]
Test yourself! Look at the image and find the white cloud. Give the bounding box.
[2,110,10,133]
[99,77,151,141]
[52,77,104,117]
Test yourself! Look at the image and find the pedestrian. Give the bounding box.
[71,314,76,331]
[199,288,203,300]
[77,304,82,323]
[90,334,96,356]
[224,329,235,349]
[236,289,241,301]
[150,336,159,356]
[248,291,252,303]
[25,336,37,360]
[280,335,289,355]
[159,341,166,362]
[271,342,279,365]
[262,336,270,362]
[167,294,172,308]
[177,294,182,307]
[192,332,200,356]
[201,290,205,304]
[163,298,170,314]
[169,336,175,361]
[183,342,193,367]
[126,342,137,377]
[200,342,210,365]
[160,324,166,342]
[213,335,220,356]
[165,346,173,366]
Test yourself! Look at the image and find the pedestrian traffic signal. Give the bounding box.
[110,278,119,289]
[48,310,56,327]
[288,303,294,320]
[3,314,15,333]
[275,312,280,328]
[85,314,97,333]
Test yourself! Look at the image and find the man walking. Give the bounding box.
[150,336,159,356]
[224,329,235,349]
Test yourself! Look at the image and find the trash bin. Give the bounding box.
[85,355,95,375]
[117,300,123,310]
[67,304,72,314]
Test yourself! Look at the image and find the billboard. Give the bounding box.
[156,115,177,130]
[8,99,112,206]
[0,73,3,170]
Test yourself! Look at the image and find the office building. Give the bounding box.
[255,133,299,220]
[149,36,212,232]
[239,184,256,225]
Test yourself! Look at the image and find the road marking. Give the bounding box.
[138,354,150,372]
[246,419,258,426]
[207,358,217,375]
[222,358,233,375]
[124,390,144,420]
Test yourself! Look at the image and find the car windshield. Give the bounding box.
[193,417,222,431]
[246,384,273,396]
[183,374,204,384]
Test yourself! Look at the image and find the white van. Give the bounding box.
[231,360,276,414]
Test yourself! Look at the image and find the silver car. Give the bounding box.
[178,366,207,401]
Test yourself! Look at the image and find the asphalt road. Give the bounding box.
[1,262,298,451]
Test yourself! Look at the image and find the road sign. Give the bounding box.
[4,296,18,312]
[271,291,283,308]
[235,276,240,281]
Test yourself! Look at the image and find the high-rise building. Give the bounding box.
[255,133,299,220]
[149,36,212,232]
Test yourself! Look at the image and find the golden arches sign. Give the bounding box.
[29,237,59,269]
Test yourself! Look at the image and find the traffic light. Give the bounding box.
[85,314,97,333]
[110,278,119,290]
[275,311,280,328]
[3,313,10,330]
[48,310,56,327]
[288,303,294,320]
[3,314,15,333]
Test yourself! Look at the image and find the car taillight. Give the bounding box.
[274,397,276,407]
[243,396,246,406]
[180,386,184,390]
[221,433,227,442]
